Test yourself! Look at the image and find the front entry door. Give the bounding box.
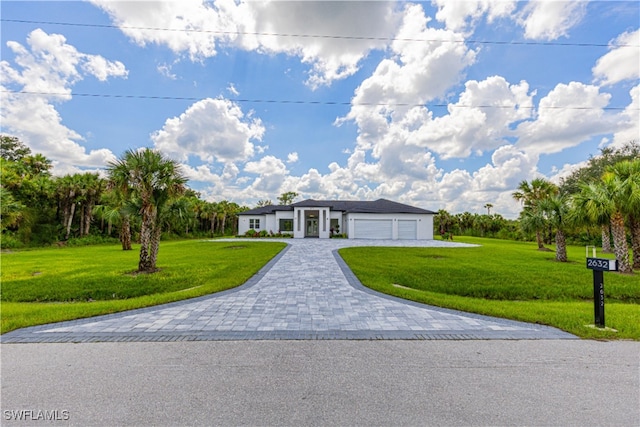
[306,219,319,237]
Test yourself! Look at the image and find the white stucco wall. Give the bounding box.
[238,215,266,235]
[239,210,433,239]
[293,207,331,238]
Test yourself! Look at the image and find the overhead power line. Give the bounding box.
[2,89,635,111]
[2,18,637,48]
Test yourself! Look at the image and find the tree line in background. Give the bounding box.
[435,141,640,273]
[0,136,249,256]
[2,135,638,273]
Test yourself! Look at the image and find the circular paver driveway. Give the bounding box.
[2,239,575,342]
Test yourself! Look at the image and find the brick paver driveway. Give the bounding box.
[2,239,575,342]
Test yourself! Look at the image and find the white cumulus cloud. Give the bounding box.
[90,0,402,88]
[402,76,535,159]
[593,29,640,86]
[287,152,299,163]
[517,0,587,40]
[151,98,264,163]
[0,29,127,171]
[340,3,478,162]
[515,82,614,155]
[432,0,517,32]
[610,85,640,149]
[244,155,289,193]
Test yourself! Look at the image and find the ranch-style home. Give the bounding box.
[238,199,435,240]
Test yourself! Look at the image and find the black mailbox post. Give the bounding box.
[586,257,618,328]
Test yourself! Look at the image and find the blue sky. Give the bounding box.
[1,1,638,217]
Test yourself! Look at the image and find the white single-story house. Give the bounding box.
[238,199,435,240]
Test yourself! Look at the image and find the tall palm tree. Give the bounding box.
[94,188,133,250]
[570,195,612,253]
[56,174,83,240]
[226,201,242,235]
[435,209,454,238]
[608,159,640,269]
[512,178,558,250]
[576,179,632,274]
[200,201,218,236]
[75,173,104,236]
[540,194,571,262]
[107,149,186,272]
[519,207,547,244]
[163,196,196,235]
[216,200,230,236]
[456,211,474,235]
[22,153,52,176]
[473,214,491,237]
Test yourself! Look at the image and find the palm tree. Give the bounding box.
[435,209,452,238]
[512,178,558,250]
[473,214,492,237]
[75,173,104,236]
[570,195,612,253]
[200,201,218,236]
[56,174,83,240]
[94,188,133,250]
[107,149,186,272]
[519,207,546,244]
[216,200,230,236]
[456,211,474,235]
[608,159,640,269]
[484,203,493,215]
[226,201,242,235]
[163,196,196,235]
[540,194,571,262]
[576,179,632,274]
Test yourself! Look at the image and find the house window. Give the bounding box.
[249,219,260,230]
[279,219,293,232]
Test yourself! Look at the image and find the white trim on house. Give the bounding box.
[238,199,434,240]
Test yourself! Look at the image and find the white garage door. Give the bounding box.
[353,219,393,239]
[398,220,417,240]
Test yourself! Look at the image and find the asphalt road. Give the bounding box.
[1,340,638,426]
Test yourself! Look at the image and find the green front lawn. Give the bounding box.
[1,240,286,333]
[3,237,638,340]
[339,237,640,340]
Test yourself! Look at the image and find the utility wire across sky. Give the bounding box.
[2,89,635,111]
[2,18,637,48]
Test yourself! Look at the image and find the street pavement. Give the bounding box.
[1,340,638,426]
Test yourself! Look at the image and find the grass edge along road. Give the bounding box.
[339,237,639,340]
[1,240,286,334]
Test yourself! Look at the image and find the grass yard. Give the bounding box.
[0,240,286,334]
[339,237,640,340]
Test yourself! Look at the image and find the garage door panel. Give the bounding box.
[354,219,392,239]
[398,220,417,240]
